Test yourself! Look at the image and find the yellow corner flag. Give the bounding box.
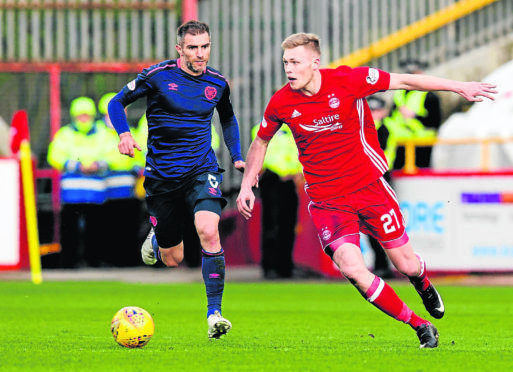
[11,110,42,284]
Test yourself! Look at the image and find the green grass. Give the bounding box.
[0,280,512,371]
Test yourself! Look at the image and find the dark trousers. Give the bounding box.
[393,146,433,169]
[103,198,144,267]
[259,170,298,278]
[368,235,392,272]
[59,203,107,268]
[367,171,393,276]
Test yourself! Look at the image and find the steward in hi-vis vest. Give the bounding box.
[98,93,146,267]
[367,95,396,171]
[47,96,112,268]
[98,92,145,201]
[391,59,442,169]
[251,123,302,279]
[48,97,111,204]
[366,95,395,279]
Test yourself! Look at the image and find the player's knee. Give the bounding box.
[160,246,184,267]
[341,268,368,282]
[394,258,419,277]
[332,247,366,280]
[161,254,183,268]
[339,261,369,282]
[196,223,219,245]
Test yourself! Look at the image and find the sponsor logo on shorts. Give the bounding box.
[168,83,178,91]
[127,79,136,91]
[261,117,267,128]
[208,187,217,195]
[321,227,331,241]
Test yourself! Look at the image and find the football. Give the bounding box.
[110,306,155,348]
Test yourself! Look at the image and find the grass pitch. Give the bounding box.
[0,280,512,371]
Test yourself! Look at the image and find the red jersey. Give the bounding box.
[258,66,390,203]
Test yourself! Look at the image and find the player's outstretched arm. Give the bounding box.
[236,136,269,220]
[389,73,498,102]
[118,132,142,158]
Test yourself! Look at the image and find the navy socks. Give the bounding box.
[202,249,225,318]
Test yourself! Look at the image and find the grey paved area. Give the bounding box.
[1,266,512,285]
[0,266,264,283]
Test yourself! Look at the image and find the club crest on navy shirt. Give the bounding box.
[205,86,217,100]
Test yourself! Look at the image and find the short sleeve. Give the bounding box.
[257,96,283,141]
[336,66,390,99]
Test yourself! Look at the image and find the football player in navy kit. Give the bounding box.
[109,20,244,339]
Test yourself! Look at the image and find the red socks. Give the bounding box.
[365,276,430,330]
[408,254,431,292]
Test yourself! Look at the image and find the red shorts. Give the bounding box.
[308,177,409,257]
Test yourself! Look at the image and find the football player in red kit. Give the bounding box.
[237,32,497,348]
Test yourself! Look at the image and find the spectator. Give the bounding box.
[251,123,302,279]
[366,95,394,279]
[47,97,111,268]
[98,92,145,266]
[390,59,442,169]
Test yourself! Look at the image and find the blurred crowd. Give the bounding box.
[45,94,148,268]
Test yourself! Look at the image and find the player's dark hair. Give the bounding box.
[281,33,321,55]
[176,20,210,46]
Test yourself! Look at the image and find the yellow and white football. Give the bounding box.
[110,306,154,348]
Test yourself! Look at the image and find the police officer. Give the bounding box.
[251,124,302,279]
[47,96,111,268]
[391,59,442,169]
[98,93,145,266]
[367,95,395,278]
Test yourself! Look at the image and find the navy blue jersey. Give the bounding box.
[109,59,242,186]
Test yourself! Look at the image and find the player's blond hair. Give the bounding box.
[281,33,321,55]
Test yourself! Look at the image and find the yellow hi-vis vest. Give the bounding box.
[252,124,302,178]
[390,90,436,139]
[101,120,145,200]
[211,125,220,152]
[47,122,111,204]
[375,118,397,169]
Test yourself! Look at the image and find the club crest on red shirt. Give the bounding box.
[329,96,340,108]
[205,86,217,100]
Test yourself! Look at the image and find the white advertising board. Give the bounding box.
[0,158,20,267]
[394,172,513,271]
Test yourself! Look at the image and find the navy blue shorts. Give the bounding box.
[145,171,227,248]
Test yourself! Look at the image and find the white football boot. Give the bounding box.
[207,311,232,339]
[141,228,157,265]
